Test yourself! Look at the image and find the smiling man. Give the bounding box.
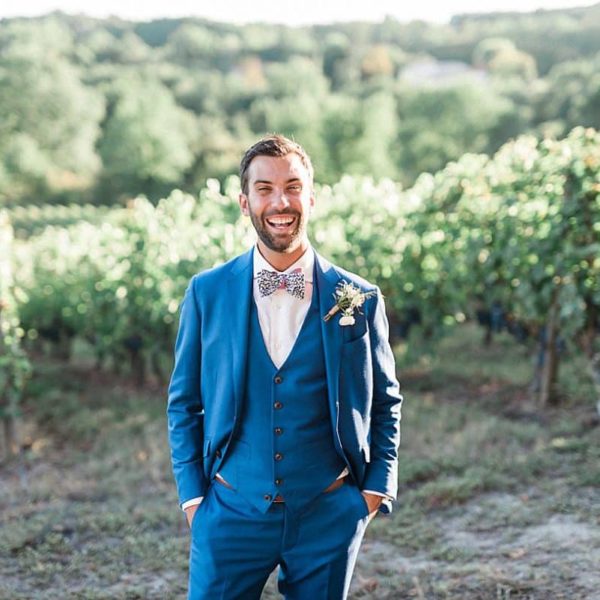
[167,134,403,599]
[239,149,311,262]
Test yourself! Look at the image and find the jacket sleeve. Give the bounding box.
[166,276,208,507]
[362,288,403,510]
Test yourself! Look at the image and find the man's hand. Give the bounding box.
[361,491,383,521]
[185,504,199,528]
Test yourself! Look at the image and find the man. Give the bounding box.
[167,135,403,599]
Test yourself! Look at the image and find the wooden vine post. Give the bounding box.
[538,285,561,407]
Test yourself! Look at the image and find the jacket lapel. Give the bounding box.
[226,247,254,421]
[315,251,344,416]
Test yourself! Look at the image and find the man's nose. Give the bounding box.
[272,190,290,209]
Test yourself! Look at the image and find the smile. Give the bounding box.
[265,215,296,229]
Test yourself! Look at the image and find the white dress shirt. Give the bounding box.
[253,244,314,369]
[181,246,387,511]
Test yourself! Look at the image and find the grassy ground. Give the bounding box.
[1,324,599,599]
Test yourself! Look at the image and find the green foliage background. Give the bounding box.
[1,7,599,402]
[5,128,599,392]
[1,6,600,206]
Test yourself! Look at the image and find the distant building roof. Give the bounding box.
[400,59,488,87]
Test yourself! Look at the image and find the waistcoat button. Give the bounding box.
[274,375,283,384]
[274,452,283,461]
[274,401,283,409]
[274,427,283,435]
[275,478,283,485]
[264,494,272,501]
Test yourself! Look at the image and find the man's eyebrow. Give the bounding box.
[253,177,303,185]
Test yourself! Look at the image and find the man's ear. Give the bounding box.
[239,193,250,216]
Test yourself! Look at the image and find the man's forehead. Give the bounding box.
[248,154,308,182]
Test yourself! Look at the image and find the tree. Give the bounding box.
[473,38,538,81]
[0,36,104,204]
[396,83,514,182]
[319,95,363,183]
[98,78,196,200]
[166,23,219,66]
[322,33,354,90]
[541,54,600,133]
[352,92,399,179]
[248,93,329,184]
[360,45,395,80]
[263,57,330,99]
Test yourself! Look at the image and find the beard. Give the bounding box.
[249,208,306,253]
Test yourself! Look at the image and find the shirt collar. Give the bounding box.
[253,245,314,282]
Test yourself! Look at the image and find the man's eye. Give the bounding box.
[258,187,271,193]
[288,186,301,192]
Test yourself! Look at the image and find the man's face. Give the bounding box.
[239,153,314,255]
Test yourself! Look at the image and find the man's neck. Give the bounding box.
[257,240,310,272]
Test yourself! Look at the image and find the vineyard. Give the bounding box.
[0,128,599,599]
[0,128,598,433]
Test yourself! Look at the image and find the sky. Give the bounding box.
[0,0,597,25]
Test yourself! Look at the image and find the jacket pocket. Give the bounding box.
[342,329,368,350]
[342,324,368,346]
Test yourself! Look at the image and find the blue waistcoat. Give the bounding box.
[218,276,347,514]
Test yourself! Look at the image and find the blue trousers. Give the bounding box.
[188,479,371,599]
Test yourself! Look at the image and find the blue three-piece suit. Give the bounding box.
[167,247,403,599]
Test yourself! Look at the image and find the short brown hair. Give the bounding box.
[239,134,314,195]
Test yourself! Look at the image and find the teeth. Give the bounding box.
[267,216,294,226]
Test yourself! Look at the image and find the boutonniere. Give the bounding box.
[323,281,376,326]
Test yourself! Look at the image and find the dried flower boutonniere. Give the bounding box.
[323,281,376,326]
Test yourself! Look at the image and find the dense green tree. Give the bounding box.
[166,23,241,70]
[540,54,600,133]
[264,57,330,99]
[166,23,220,66]
[0,16,74,61]
[360,44,395,80]
[185,115,249,188]
[395,83,515,181]
[97,78,195,199]
[79,28,120,63]
[1,7,600,205]
[319,95,362,182]
[348,92,399,179]
[0,42,103,204]
[249,93,329,176]
[322,33,354,90]
[113,31,152,64]
[473,38,537,81]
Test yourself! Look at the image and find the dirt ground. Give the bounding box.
[3,449,598,599]
[259,487,600,599]
[350,489,600,599]
[1,327,599,599]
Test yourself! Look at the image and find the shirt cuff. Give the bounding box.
[181,497,203,511]
[337,467,350,479]
[362,489,393,500]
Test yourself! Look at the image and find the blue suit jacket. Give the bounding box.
[167,247,403,512]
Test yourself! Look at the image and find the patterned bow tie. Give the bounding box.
[257,268,305,299]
